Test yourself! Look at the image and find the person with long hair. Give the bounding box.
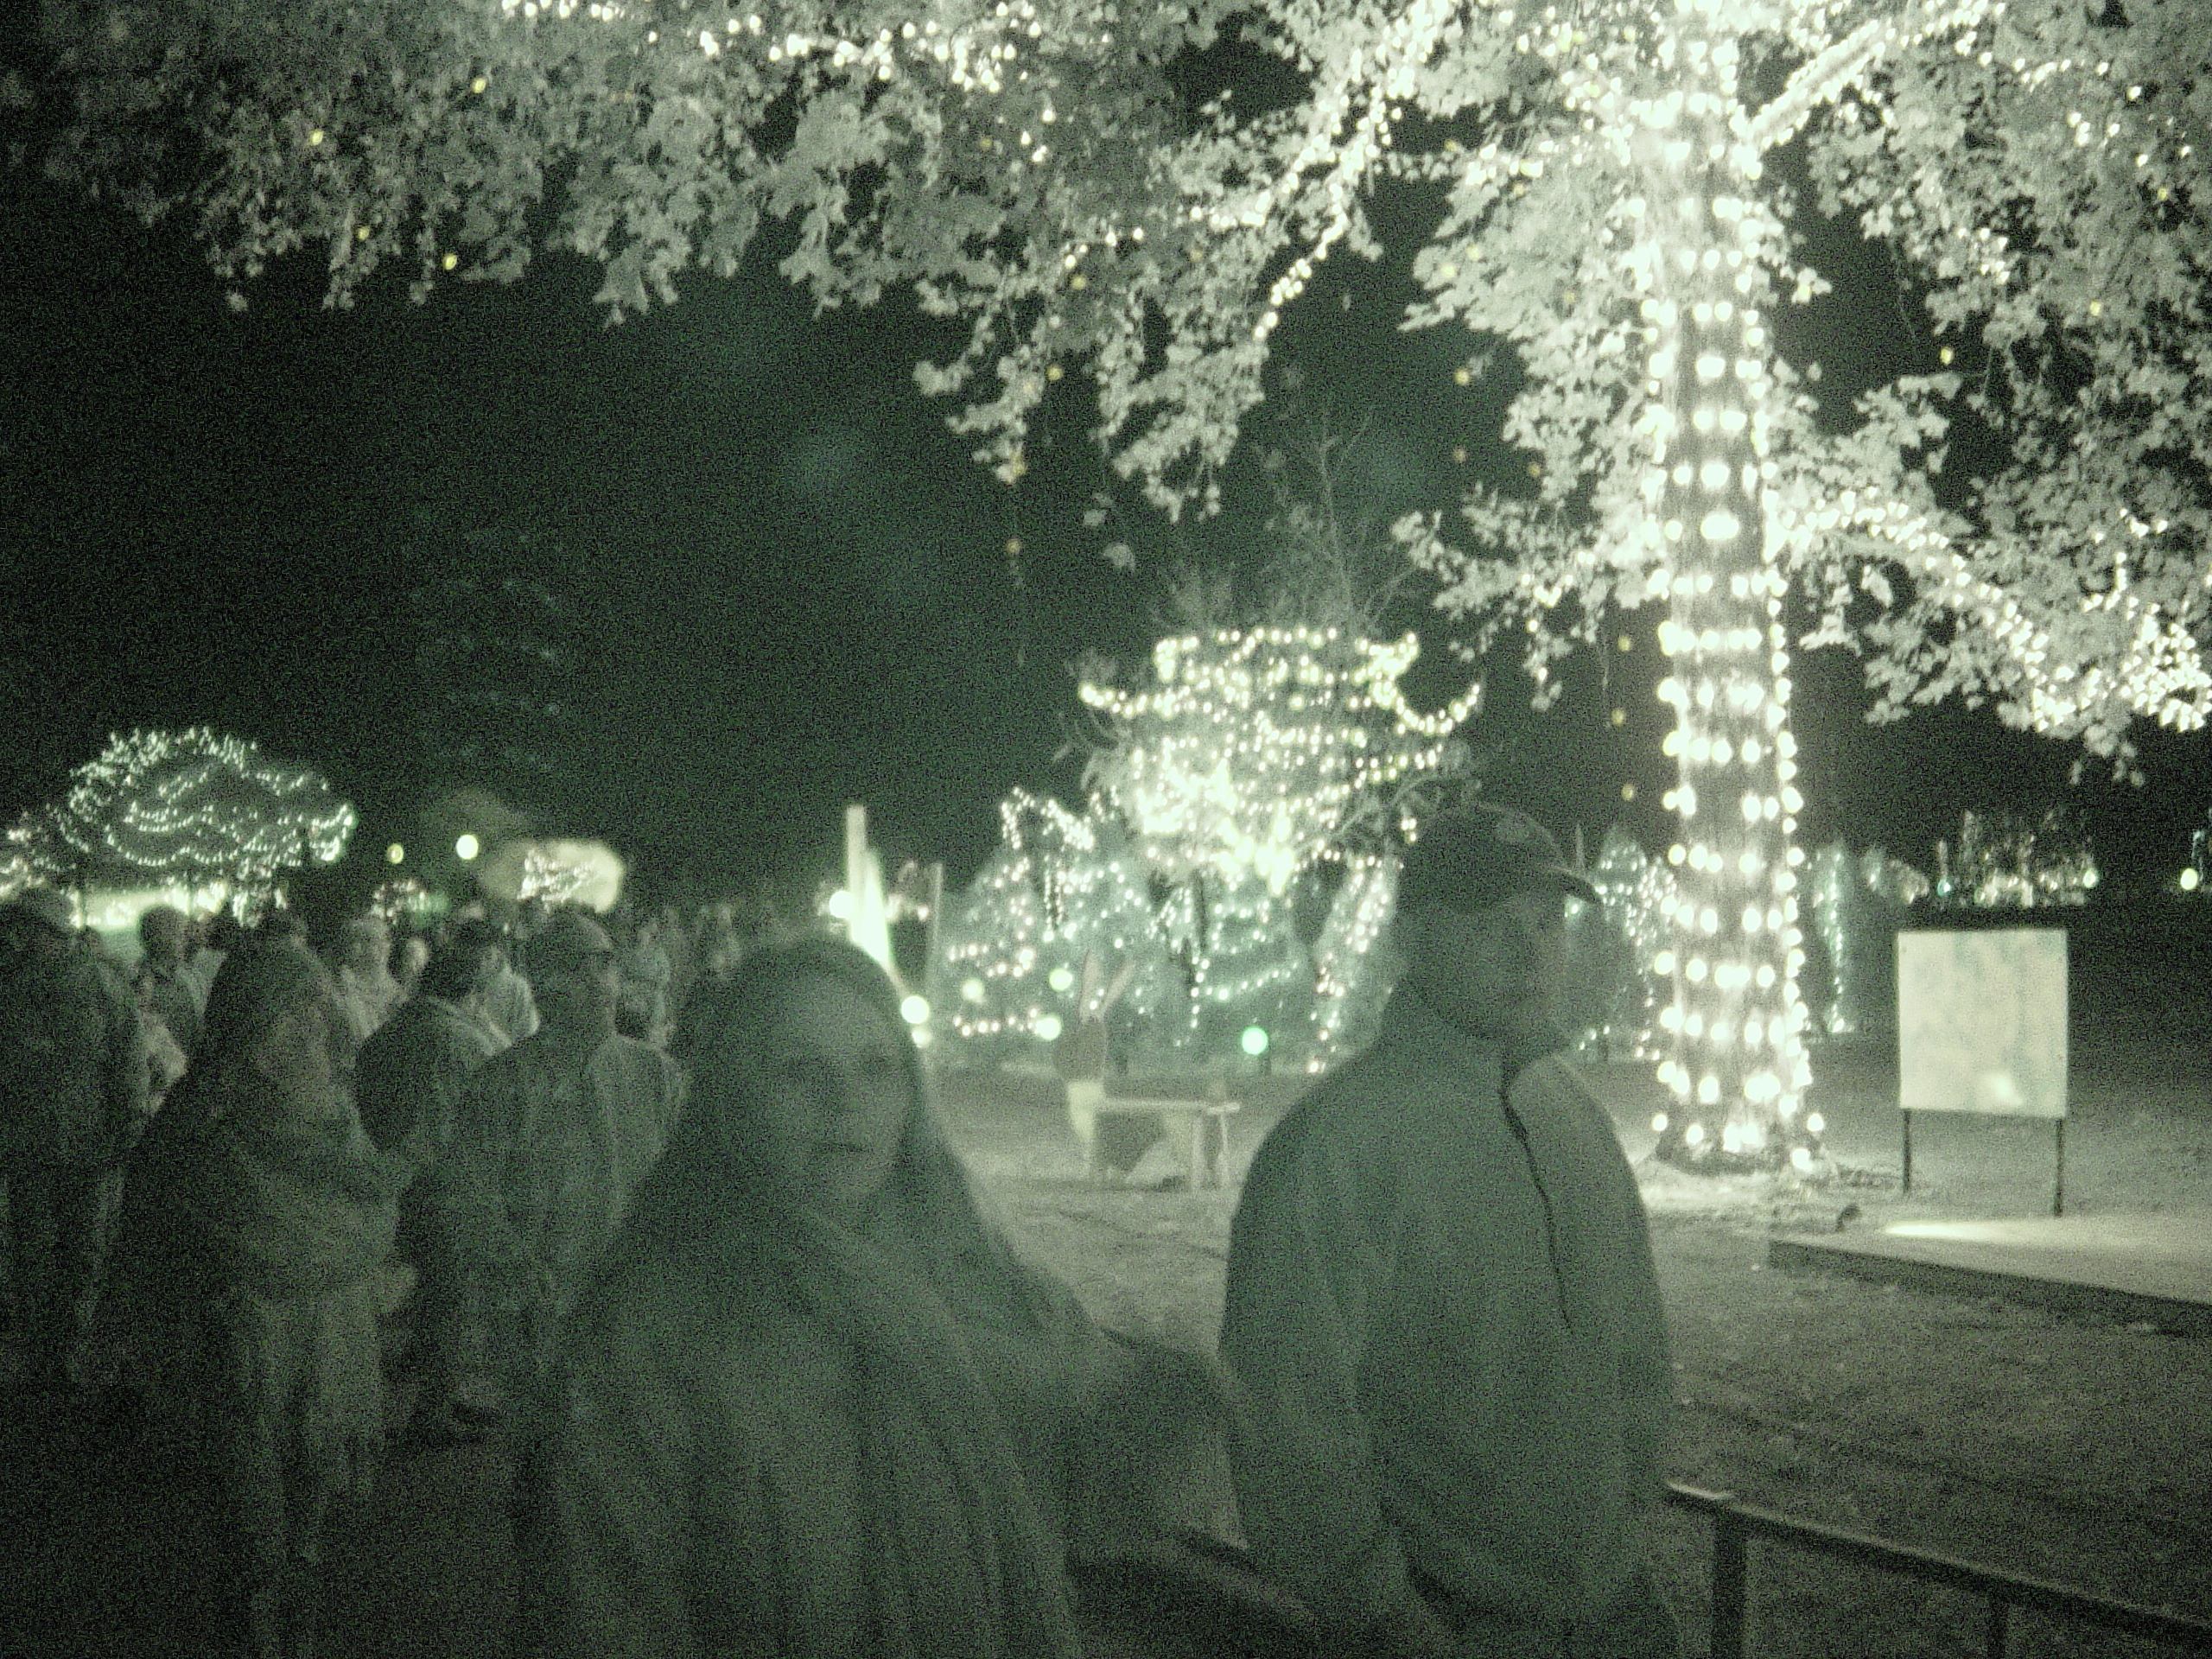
[101,939,407,1659]
[532,937,1214,1659]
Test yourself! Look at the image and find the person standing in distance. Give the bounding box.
[444,907,683,1657]
[1219,804,1679,1658]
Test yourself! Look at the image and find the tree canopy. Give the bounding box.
[35,0,2212,1159]
[39,0,2210,754]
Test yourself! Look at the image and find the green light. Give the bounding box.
[385,842,405,865]
[455,834,480,861]
[1240,1025,1270,1058]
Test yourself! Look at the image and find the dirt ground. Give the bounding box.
[945,1038,2212,1657]
[3,1033,2208,1657]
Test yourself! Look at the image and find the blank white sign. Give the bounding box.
[1897,929,2068,1119]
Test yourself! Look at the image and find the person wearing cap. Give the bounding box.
[1219,804,1679,1658]
[0,886,150,1395]
[442,906,685,1653]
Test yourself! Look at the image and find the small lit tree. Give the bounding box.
[15,728,356,894]
[1079,624,1478,1061]
[938,788,1178,1065]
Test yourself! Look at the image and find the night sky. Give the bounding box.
[3,82,2207,904]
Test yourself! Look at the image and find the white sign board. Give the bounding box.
[1897,930,2068,1119]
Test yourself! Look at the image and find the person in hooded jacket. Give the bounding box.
[102,938,407,1659]
[531,936,1224,1659]
[1219,805,1680,1659]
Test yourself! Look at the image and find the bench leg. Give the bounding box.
[1068,1103,1101,1184]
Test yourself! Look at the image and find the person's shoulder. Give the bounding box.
[359,997,421,1049]
[86,954,141,1015]
[1510,1048,1599,1107]
[1258,1037,1427,1149]
[469,1031,540,1088]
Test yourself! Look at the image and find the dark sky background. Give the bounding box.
[3,77,2207,905]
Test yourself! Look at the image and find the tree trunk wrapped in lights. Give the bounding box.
[1632,19,1813,1167]
[41,0,2212,1163]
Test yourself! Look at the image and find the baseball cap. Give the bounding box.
[1397,804,1599,914]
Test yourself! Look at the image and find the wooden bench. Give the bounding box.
[1065,1078,1240,1188]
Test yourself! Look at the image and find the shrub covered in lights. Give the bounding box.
[10,729,355,892]
[937,791,1182,1069]
[1157,870,1315,1066]
[1074,624,1477,1069]
[1079,627,1478,896]
[1934,810,2098,910]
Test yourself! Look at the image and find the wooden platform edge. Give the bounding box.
[1765,1236,2212,1338]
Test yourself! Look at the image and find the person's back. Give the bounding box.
[354,934,507,1439]
[1,888,149,1394]
[355,989,503,1160]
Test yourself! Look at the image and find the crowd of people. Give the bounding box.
[0,802,1684,1659]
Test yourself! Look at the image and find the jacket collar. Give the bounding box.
[1379,986,1570,1085]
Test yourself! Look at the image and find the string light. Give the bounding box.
[1079,626,1478,896]
[938,790,1171,1050]
[10,729,355,891]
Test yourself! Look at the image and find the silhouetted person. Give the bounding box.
[0,887,148,1396]
[353,924,507,1440]
[136,903,207,1058]
[444,909,683,1652]
[332,915,402,1046]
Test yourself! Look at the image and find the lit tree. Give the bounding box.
[13,728,357,893]
[37,0,2212,1162]
[1579,825,1680,1059]
[938,788,1178,1064]
[1079,625,1476,1058]
[1306,849,1399,1066]
[1080,627,1478,895]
